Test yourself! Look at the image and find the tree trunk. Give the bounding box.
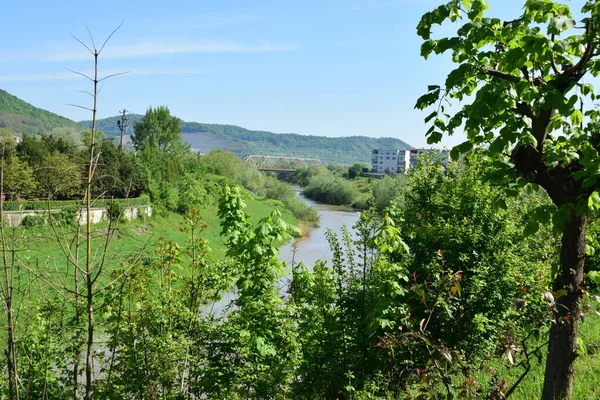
[85,281,94,400]
[542,212,586,400]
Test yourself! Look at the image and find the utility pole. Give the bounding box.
[116,109,129,152]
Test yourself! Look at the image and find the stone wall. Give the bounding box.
[2,205,152,228]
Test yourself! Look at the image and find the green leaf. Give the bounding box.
[588,271,600,285]
[588,191,600,210]
[424,111,437,123]
[450,147,460,161]
[455,140,473,154]
[489,137,506,154]
[496,198,508,210]
[421,40,437,59]
[449,5,461,21]
[524,219,540,236]
[548,15,576,35]
[427,131,443,144]
[570,110,583,126]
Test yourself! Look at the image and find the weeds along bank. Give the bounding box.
[1,152,599,399]
[283,161,411,212]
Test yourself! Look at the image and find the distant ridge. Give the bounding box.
[0,88,411,164]
[0,89,83,136]
[82,116,412,164]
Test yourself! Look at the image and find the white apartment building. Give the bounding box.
[372,148,448,175]
[371,149,410,174]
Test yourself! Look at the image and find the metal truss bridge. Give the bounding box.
[242,155,323,172]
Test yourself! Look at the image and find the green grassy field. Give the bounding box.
[14,192,298,272]
[507,309,600,400]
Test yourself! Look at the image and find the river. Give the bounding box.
[278,190,360,269]
[213,191,360,312]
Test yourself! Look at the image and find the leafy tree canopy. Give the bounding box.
[416,1,600,398]
[132,106,189,155]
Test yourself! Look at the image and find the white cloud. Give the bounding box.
[0,72,74,82]
[0,68,209,82]
[28,39,296,63]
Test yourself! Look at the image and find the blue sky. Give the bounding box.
[1,0,527,147]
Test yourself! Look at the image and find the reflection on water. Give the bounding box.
[278,191,360,269]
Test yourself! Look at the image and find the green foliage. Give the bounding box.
[395,158,556,355]
[21,213,48,227]
[302,166,360,206]
[348,162,366,179]
[177,173,209,212]
[106,201,123,223]
[2,154,38,200]
[0,89,83,136]
[2,195,150,211]
[198,149,245,182]
[197,185,301,398]
[133,106,190,189]
[416,2,600,396]
[371,173,408,212]
[90,140,147,198]
[56,205,79,226]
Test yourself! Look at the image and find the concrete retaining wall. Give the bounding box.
[2,205,152,228]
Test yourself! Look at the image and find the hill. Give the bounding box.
[82,116,412,164]
[0,89,83,136]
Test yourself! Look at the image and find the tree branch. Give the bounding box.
[564,21,596,78]
[513,102,534,119]
[65,68,94,82]
[503,16,525,27]
[550,34,561,76]
[98,21,124,54]
[98,71,130,82]
[483,68,521,83]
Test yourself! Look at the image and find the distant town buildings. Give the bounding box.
[0,135,22,144]
[371,147,448,175]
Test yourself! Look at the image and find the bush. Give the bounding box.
[371,174,408,212]
[106,201,123,223]
[2,195,151,212]
[304,173,358,206]
[178,174,209,212]
[56,205,79,226]
[21,213,48,227]
[282,196,319,226]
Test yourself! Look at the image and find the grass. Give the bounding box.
[15,190,299,273]
[507,306,600,400]
[466,299,600,400]
[399,298,600,399]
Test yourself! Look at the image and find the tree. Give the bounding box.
[35,151,82,199]
[132,106,187,155]
[2,155,37,200]
[348,163,364,179]
[416,1,600,398]
[133,106,190,186]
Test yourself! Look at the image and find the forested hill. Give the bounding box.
[0,89,83,136]
[83,116,412,164]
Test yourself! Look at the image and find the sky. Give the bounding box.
[0,0,532,148]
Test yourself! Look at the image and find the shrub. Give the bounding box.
[56,205,79,226]
[21,213,48,227]
[283,196,319,226]
[106,201,123,223]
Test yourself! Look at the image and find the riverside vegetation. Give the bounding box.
[2,1,600,397]
[2,141,600,398]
